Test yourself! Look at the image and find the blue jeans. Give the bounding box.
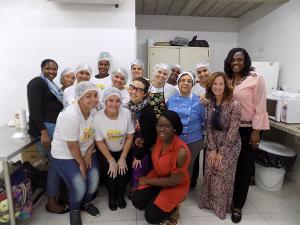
[53,153,99,210]
[36,122,61,198]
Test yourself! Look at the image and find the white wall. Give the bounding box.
[136,15,238,74]
[238,0,300,91]
[0,0,136,126]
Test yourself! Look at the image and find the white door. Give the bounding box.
[148,47,179,80]
[180,47,209,71]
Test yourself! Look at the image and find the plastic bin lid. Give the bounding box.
[259,140,296,157]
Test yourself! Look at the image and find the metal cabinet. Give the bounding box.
[148,46,209,79]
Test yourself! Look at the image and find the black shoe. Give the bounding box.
[117,196,126,209]
[109,198,117,211]
[70,210,82,225]
[231,208,242,223]
[82,203,100,217]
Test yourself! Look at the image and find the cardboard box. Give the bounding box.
[21,145,42,164]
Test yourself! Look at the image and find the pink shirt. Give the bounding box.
[233,72,269,130]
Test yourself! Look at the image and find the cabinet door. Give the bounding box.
[148,47,179,80]
[179,47,209,71]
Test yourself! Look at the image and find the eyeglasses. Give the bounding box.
[129,84,144,94]
[156,124,173,131]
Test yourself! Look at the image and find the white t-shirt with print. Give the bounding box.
[91,75,112,93]
[94,107,135,152]
[51,103,96,159]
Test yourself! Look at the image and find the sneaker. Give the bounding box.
[82,203,100,217]
[70,210,82,225]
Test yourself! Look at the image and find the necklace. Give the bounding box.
[232,76,247,87]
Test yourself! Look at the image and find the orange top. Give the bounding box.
[139,135,191,212]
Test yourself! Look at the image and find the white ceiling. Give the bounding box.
[136,0,288,18]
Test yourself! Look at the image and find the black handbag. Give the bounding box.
[189,36,209,47]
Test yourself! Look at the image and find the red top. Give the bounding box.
[138,135,191,212]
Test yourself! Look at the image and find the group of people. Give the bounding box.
[27,48,269,225]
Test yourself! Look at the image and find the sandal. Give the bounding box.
[45,204,70,214]
[231,208,242,223]
[165,207,180,225]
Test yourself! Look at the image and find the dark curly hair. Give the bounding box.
[132,77,150,94]
[224,48,252,79]
[205,72,233,102]
[41,59,58,70]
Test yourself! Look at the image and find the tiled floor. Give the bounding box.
[19,179,300,225]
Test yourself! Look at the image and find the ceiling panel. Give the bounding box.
[203,1,232,17]
[136,0,288,18]
[167,0,189,15]
[191,0,218,16]
[216,1,246,17]
[143,0,157,15]
[156,0,173,14]
[136,0,144,14]
[180,0,204,16]
[229,2,263,17]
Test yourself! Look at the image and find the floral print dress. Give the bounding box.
[199,99,241,219]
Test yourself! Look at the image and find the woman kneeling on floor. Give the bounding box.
[51,81,100,225]
[132,110,191,225]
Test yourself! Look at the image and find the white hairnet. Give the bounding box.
[196,61,210,70]
[101,86,122,103]
[74,81,98,100]
[153,63,171,79]
[170,64,182,73]
[130,59,144,71]
[75,63,92,77]
[177,71,196,85]
[98,51,112,63]
[60,67,74,84]
[112,67,128,83]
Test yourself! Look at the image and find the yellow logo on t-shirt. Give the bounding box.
[107,129,122,141]
[96,83,105,90]
[80,126,94,142]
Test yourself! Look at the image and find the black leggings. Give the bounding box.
[104,151,129,200]
[132,186,175,224]
[233,127,258,209]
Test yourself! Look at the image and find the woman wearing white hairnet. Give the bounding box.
[192,62,211,97]
[94,87,134,211]
[111,67,130,104]
[130,59,145,80]
[51,81,100,225]
[63,63,92,108]
[91,51,112,91]
[60,67,75,91]
[149,63,178,118]
[167,64,182,86]
[167,71,206,190]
